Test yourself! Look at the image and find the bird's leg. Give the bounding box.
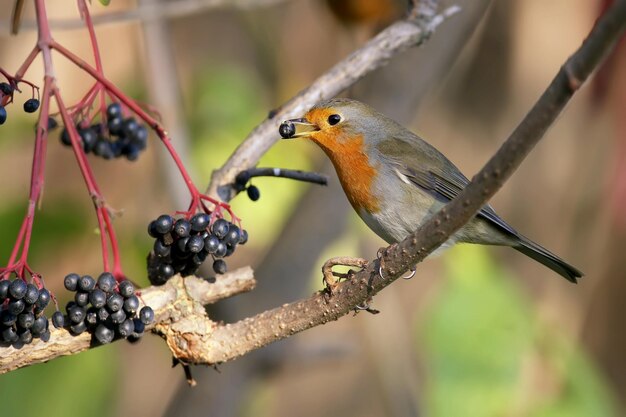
[376,246,391,280]
[322,256,369,293]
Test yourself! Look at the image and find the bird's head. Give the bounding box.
[279,98,391,153]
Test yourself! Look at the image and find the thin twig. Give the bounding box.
[234,168,328,191]
[1,0,301,33]
[206,4,462,201]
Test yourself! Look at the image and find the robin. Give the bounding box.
[279,98,583,286]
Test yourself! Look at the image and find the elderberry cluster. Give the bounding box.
[147,213,248,285]
[59,103,148,160]
[0,278,51,346]
[0,82,40,125]
[54,272,154,344]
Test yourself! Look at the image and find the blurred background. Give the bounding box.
[0,0,624,416]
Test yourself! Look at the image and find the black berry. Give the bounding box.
[68,305,86,324]
[97,272,116,293]
[155,215,174,234]
[17,312,35,329]
[52,311,65,328]
[2,327,18,343]
[8,299,25,315]
[24,284,39,304]
[174,219,191,238]
[107,293,124,312]
[0,280,10,299]
[19,329,33,344]
[95,324,114,344]
[123,295,139,314]
[110,309,126,325]
[239,229,249,245]
[118,280,135,298]
[279,121,296,138]
[139,306,154,325]
[212,219,230,239]
[247,185,260,201]
[186,235,204,253]
[31,316,48,336]
[1,311,17,326]
[70,321,88,335]
[23,98,40,113]
[89,289,107,308]
[9,279,27,299]
[222,225,241,246]
[190,213,210,232]
[78,275,96,292]
[64,273,80,291]
[214,242,227,258]
[153,239,171,258]
[75,291,89,307]
[117,319,134,337]
[0,82,13,95]
[213,259,227,274]
[35,288,51,310]
[204,235,219,254]
[107,102,122,119]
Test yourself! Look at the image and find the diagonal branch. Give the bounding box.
[206,3,462,201]
[186,0,626,365]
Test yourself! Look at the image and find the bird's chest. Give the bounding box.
[315,134,381,214]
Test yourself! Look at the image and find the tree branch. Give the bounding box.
[186,0,626,365]
[0,267,255,374]
[234,167,328,189]
[206,3,462,201]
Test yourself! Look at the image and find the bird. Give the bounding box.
[279,98,583,285]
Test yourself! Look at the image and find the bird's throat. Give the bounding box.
[309,132,380,214]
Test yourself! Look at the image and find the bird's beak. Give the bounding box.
[279,118,319,139]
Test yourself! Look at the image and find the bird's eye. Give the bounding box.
[327,114,341,126]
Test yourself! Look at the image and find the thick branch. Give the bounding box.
[0,268,255,374]
[206,4,461,201]
[183,0,626,365]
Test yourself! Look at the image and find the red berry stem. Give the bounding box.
[49,40,233,219]
[2,0,241,287]
[77,0,108,122]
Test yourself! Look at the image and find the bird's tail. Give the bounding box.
[513,236,583,283]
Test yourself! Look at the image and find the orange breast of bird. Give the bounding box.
[308,129,381,214]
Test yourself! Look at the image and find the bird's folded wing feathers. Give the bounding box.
[378,136,518,236]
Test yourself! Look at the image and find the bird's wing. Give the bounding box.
[377,135,518,236]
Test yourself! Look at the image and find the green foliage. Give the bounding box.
[0,346,117,417]
[418,245,616,417]
[0,198,86,264]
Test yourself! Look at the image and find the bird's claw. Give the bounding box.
[354,300,380,315]
[402,266,416,280]
[322,256,369,294]
[377,247,416,280]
